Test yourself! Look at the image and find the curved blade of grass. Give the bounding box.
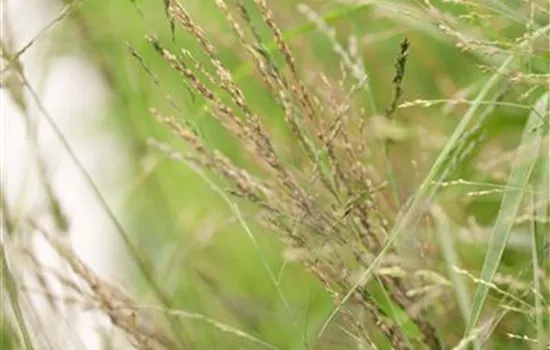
[530,100,549,350]
[464,92,547,336]
[529,187,545,350]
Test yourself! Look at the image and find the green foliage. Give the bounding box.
[3,0,548,349]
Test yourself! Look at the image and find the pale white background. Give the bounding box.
[2,0,132,348]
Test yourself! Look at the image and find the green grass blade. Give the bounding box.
[530,187,545,350]
[464,92,547,335]
[531,98,549,350]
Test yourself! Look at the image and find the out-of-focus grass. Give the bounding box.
[10,0,546,348]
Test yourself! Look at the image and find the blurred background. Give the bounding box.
[1,0,548,349]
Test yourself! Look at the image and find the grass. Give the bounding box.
[465,92,547,343]
[1,0,549,349]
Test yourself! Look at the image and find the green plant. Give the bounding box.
[2,0,548,349]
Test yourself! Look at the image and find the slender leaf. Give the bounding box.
[465,92,547,335]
